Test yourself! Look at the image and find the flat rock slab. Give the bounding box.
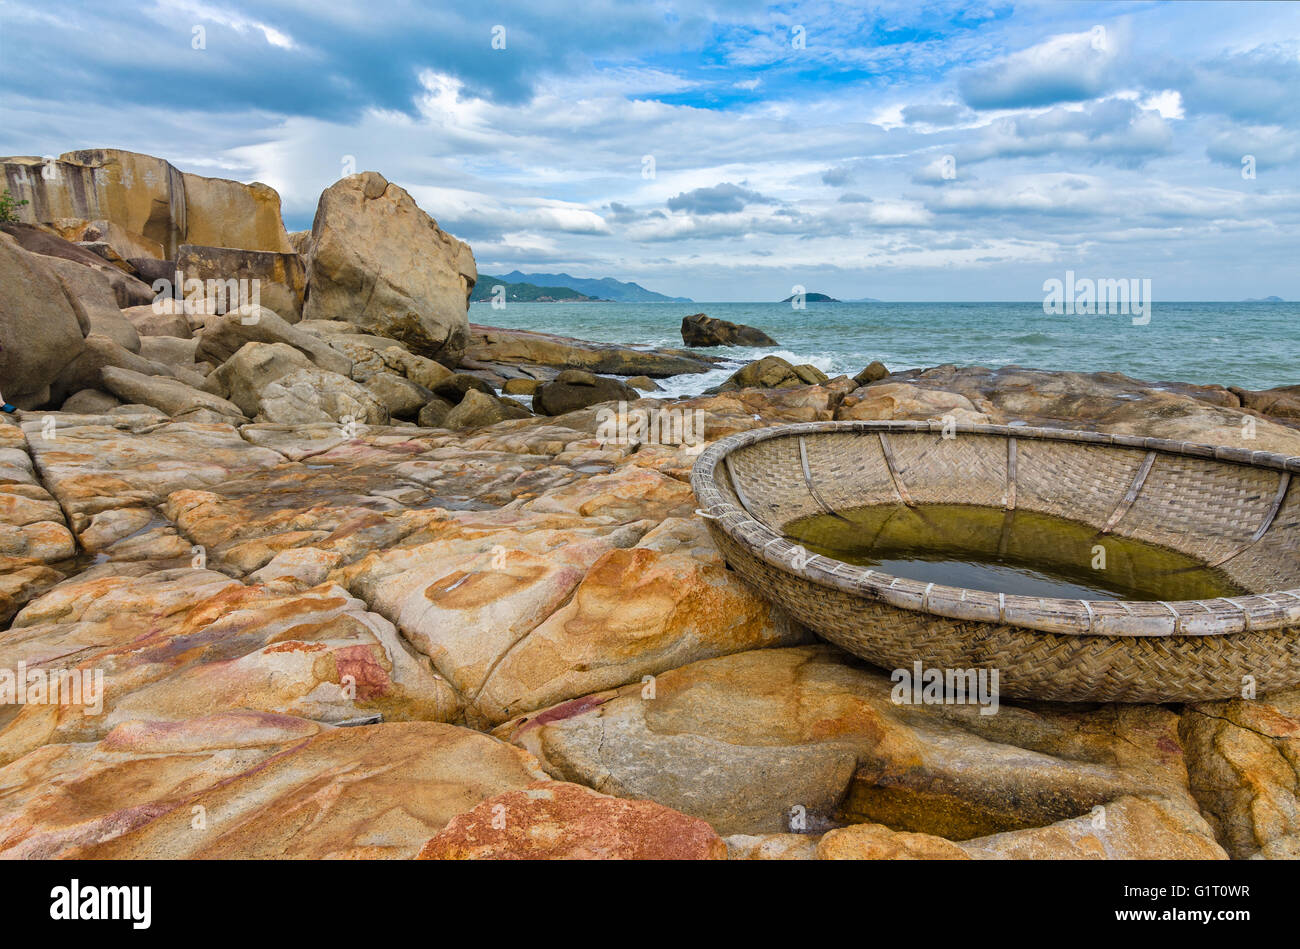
[0,714,548,858]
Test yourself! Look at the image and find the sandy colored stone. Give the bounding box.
[817,823,971,860]
[0,715,548,858]
[959,796,1227,859]
[501,646,1199,837]
[304,172,475,363]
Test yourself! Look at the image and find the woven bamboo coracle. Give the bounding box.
[691,421,1300,702]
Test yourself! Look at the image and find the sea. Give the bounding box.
[468,300,1298,399]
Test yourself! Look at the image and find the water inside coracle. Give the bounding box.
[783,504,1247,601]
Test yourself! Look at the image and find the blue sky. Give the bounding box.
[1,0,1297,300]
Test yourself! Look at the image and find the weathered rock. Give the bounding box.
[0,233,87,407]
[626,375,662,392]
[75,219,164,262]
[378,346,453,390]
[837,381,991,424]
[533,370,638,416]
[137,335,198,367]
[39,254,140,352]
[179,175,294,253]
[853,360,890,386]
[503,378,540,396]
[467,324,716,378]
[176,243,306,323]
[957,795,1227,859]
[432,372,495,402]
[1233,384,1300,421]
[681,312,778,347]
[1,222,157,308]
[256,367,389,426]
[888,365,1300,455]
[59,389,120,414]
[417,396,455,429]
[100,366,245,421]
[365,372,434,420]
[203,341,315,417]
[502,645,1199,837]
[418,780,727,859]
[443,389,531,430]
[194,307,352,377]
[725,833,820,860]
[49,334,174,404]
[717,355,828,391]
[121,300,192,339]
[1180,690,1300,859]
[304,172,474,362]
[0,715,550,858]
[817,823,971,860]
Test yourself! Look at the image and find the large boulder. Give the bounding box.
[304,171,475,363]
[202,342,315,417]
[39,255,140,352]
[533,369,638,416]
[0,223,155,308]
[194,306,352,377]
[681,312,777,347]
[1,149,292,257]
[175,243,306,323]
[443,388,531,429]
[121,300,191,339]
[0,233,87,407]
[256,367,389,426]
[717,355,829,391]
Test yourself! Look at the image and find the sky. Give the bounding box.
[1,0,1297,301]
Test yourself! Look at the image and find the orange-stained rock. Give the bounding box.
[1179,689,1300,859]
[0,715,549,858]
[817,823,971,860]
[417,780,726,859]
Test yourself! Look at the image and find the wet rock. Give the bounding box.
[467,324,716,378]
[717,355,828,391]
[533,370,638,416]
[681,312,777,347]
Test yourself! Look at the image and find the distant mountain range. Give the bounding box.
[494,271,692,303]
[470,275,603,303]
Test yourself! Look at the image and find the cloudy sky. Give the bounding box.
[1,0,1297,301]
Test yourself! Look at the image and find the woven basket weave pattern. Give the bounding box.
[692,421,1300,702]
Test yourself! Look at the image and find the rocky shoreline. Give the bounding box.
[1,150,1298,859]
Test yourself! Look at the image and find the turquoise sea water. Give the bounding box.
[469,300,1298,398]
